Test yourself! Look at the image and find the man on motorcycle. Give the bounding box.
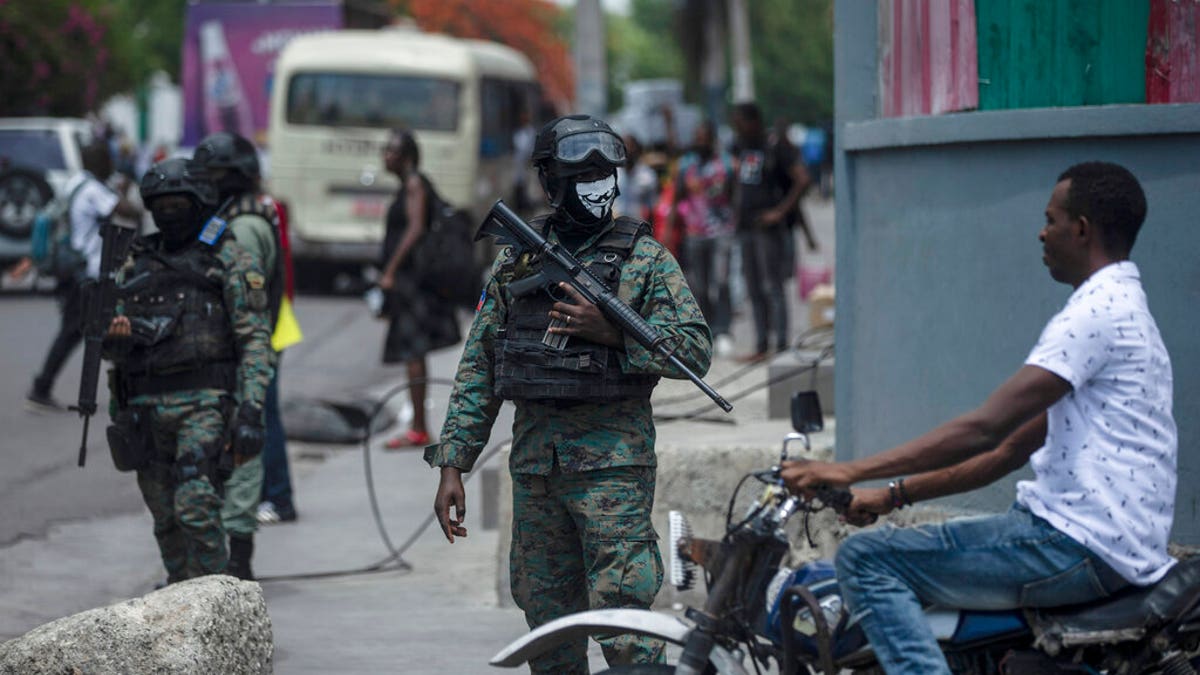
[782,161,1176,675]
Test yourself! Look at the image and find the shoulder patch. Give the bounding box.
[245,268,269,311]
[245,271,266,290]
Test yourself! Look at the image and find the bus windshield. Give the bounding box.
[286,72,461,131]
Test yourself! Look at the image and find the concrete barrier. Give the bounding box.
[0,575,273,675]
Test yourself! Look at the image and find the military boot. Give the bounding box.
[227,534,255,581]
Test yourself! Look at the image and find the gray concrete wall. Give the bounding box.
[833,0,1200,543]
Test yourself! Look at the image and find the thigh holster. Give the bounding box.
[107,407,153,472]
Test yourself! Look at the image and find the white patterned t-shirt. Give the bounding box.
[1017,261,1177,585]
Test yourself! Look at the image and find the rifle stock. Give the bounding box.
[479,200,732,413]
[73,219,138,467]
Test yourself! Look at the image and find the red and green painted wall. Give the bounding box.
[878,0,1200,117]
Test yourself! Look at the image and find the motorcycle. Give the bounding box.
[490,391,1200,674]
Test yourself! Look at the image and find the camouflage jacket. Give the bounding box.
[108,234,276,411]
[424,217,712,475]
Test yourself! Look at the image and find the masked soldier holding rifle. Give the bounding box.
[428,114,714,674]
[102,157,274,583]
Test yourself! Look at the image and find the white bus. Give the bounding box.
[267,27,541,273]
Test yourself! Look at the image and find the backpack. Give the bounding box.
[410,176,484,309]
[31,180,88,282]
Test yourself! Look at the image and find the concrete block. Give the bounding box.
[0,575,272,674]
[768,350,835,420]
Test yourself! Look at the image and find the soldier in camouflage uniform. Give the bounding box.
[428,115,712,674]
[104,158,274,583]
[195,131,290,580]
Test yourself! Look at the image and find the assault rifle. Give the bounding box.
[478,200,732,413]
[73,217,138,467]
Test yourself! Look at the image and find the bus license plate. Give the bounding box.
[352,198,387,220]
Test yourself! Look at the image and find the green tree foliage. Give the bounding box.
[607,5,684,110]
[612,0,833,125]
[749,0,833,125]
[0,0,184,117]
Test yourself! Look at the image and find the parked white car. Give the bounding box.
[0,117,93,264]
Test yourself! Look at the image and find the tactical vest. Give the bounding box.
[118,237,237,393]
[222,193,284,328]
[493,215,660,403]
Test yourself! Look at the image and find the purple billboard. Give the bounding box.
[181,2,342,147]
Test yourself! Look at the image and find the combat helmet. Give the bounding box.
[533,115,626,212]
[140,157,218,208]
[532,114,626,175]
[193,132,260,198]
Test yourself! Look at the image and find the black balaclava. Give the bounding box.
[560,171,618,228]
[152,198,215,252]
[546,169,620,240]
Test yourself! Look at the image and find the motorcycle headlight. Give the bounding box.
[669,510,696,591]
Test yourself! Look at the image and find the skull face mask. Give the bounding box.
[564,173,618,223]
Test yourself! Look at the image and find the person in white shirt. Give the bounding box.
[781,161,1176,675]
[26,140,141,411]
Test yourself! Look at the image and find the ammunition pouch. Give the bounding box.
[106,407,152,472]
[128,313,179,347]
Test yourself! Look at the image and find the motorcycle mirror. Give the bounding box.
[781,432,810,465]
[791,390,824,434]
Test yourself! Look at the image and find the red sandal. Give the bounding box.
[385,429,431,449]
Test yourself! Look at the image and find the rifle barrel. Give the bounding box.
[486,200,733,413]
[77,416,90,467]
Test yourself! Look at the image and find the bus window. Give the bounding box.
[480,78,543,159]
[286,73,461,132]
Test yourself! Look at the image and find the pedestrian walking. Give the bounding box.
[377,128,462,449]
[27,140,140,411]
[428,114,712,674]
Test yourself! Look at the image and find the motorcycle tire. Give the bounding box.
[595,666,678,674]
[0,168,53,239]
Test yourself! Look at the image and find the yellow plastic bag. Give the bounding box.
[271,296,304,351]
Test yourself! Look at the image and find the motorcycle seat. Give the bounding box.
[1030,556,1200,651]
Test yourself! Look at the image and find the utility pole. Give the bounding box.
[728,0,754,103]
[701,0,728,123]
[574,0,607,116]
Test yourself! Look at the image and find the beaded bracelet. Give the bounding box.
[897,478,912,507]
[888,480,905,509]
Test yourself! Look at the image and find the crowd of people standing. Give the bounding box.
[614,101,830,361]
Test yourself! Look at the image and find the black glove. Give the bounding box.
[231,402,266,460]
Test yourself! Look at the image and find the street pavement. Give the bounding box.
[0,197,836,673]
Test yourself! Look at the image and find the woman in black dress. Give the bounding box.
[378,128,461,448]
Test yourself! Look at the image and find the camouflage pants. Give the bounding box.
[510,465,664,675]
[134,400,228,582]
[220,454,263,537]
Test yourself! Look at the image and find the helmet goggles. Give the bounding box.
[554,130,626,166]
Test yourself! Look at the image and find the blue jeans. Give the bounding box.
[835,503,1128,675]
[259,369,294,511]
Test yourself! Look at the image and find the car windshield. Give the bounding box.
[0,129,67,172]
[286,72,460,132]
